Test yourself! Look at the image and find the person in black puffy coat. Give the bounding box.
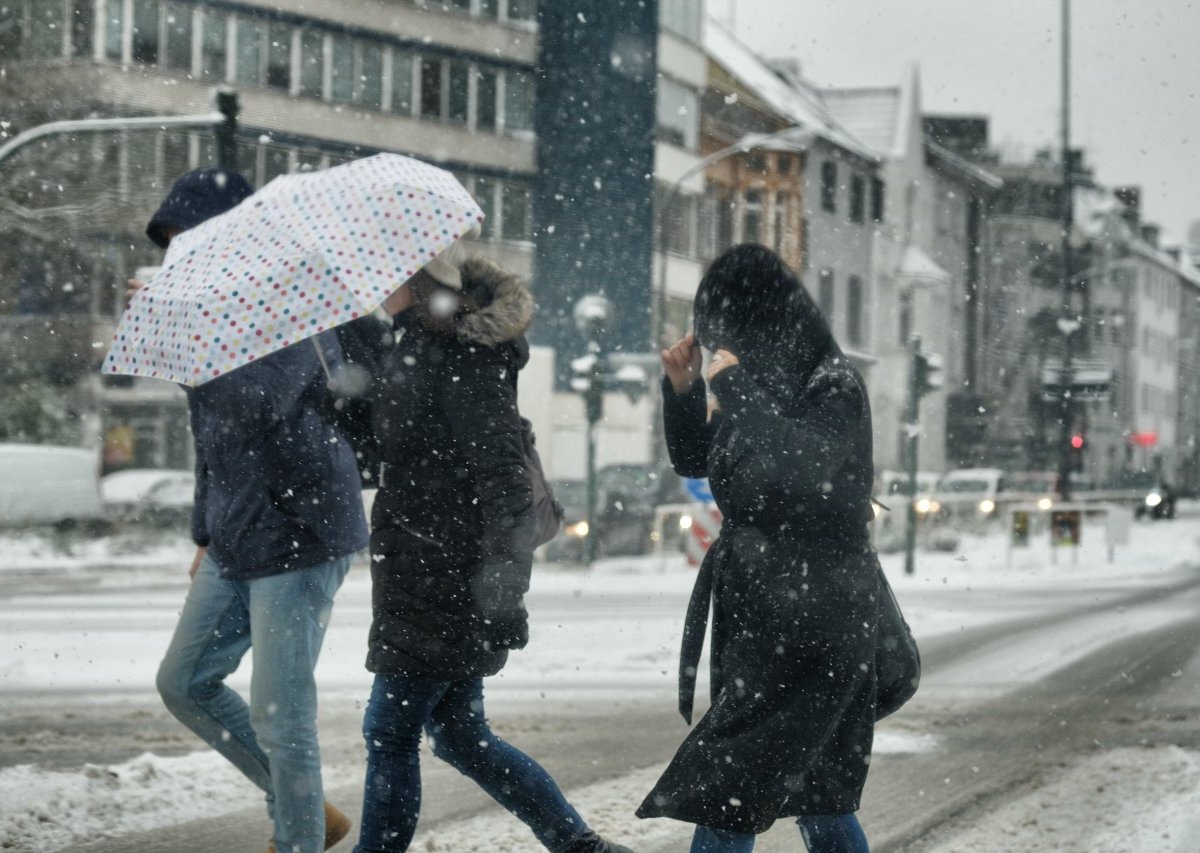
[638,244,882,853]
[352,249,631,853]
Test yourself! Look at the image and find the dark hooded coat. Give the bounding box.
[365,258,538,680]
[638,245,882,834]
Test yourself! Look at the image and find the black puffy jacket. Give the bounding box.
[366,258,537,679]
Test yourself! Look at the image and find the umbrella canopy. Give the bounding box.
[102,153,483,386]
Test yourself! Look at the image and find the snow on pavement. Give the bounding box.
[3,511,1200,851]
[912,746,1200,853]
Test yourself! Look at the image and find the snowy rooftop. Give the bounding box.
[821,86,904,157]
[702,17,877,163]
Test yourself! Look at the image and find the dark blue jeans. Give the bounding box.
[355,675,590,852]
[691,813,869,853]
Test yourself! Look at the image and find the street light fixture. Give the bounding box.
[571,294,649,565]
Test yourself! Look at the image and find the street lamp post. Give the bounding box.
[0,90,239,169]
[1057,0,1076,501]
[572,294,648,565]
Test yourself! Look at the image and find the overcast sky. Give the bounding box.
[721,0,1200,245]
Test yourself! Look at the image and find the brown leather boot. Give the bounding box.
[266,801,353,852]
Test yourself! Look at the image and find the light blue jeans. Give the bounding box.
[691,813,869,852]
[156,553,351,853]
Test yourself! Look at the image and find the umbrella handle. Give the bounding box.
[311,336,332,382]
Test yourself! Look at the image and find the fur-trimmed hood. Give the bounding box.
[455,257,534,346]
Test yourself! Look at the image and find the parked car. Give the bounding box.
[101,468,195,524]
[543,465,688,562]
[1105,470,1176,520]
[0,443,104,528]
[934,468,1004,524]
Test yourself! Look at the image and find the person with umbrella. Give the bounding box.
[348,242,633,853]
[133,167,367,853]
[638,244,881,852]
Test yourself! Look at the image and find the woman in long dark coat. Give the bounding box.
[638,244,881,852]
[353,252,631,853]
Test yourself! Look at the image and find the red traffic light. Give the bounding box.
[1070,434,1085,450]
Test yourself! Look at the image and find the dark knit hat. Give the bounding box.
[146,167,254,248]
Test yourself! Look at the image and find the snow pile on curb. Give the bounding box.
[0,751,257,852]
[916,746,1200,853]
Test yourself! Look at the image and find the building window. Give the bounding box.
[103,0,123,60]
[659,0,701,42]
[820,161,838,213]
[131,0,160,65]
[234,17,264,86]
[391,50,415,114]
[743,189,763,244]
[818,267,835,318]
[501,182,532,242]
[360,42,383,109]
[448,60,470,124]
[504,69,534,132]
[162,2,193,72]
[475,176,497,238]
[420,57,443,118]
[265,22,290,90]
[476,67,498,130]
[27,0,64,58]
[298,29,323,97]
[201,10,227,81]
[847,275,864,345]
[330,35,355,102]
[773,192,786,254]
[849,175,865,224]
[656,77,699,151]
[506,0,537,24]
[871,176,885,223]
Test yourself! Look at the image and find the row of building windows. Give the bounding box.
[656,184,806,269]
[401,0,537,25]
[820,160,884,225]
[91,128,535,248]
[2,0,536,135]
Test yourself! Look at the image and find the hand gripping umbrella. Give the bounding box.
[102,153,484,386]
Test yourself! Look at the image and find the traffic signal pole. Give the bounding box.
[904,336,923,576]
[904,335,942,576]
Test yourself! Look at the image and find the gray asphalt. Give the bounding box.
[12,569,1185,852]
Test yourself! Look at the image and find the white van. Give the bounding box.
[934,468,1004,523]
[0,444,104,527]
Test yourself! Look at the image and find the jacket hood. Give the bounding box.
[694,243,838,406]
[454,256,534,347]
[147,168,254,248]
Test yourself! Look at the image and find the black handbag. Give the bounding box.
[874,561,921,719]
[519,417,563,547]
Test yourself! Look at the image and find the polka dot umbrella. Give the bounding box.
[101,153,484,387]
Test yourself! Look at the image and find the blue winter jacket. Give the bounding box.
[188,333,369,580]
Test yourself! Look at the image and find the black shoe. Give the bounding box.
[559,831,637,853]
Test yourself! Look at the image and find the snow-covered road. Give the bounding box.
[3,512,1200,852]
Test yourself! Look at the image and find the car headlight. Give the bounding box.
[979,499,996,514]
[678,514,693,530]
[915,498,932,514]
[1037,497,1053,511]
[565,520,590,538]
[1145,493,1163,508]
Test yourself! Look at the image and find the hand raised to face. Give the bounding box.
[661,333,702,394]
[704,348,740,383]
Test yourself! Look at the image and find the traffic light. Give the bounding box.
[1069,433,1085,471]
[913,349,944,397]
[1070,434,1085,450]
